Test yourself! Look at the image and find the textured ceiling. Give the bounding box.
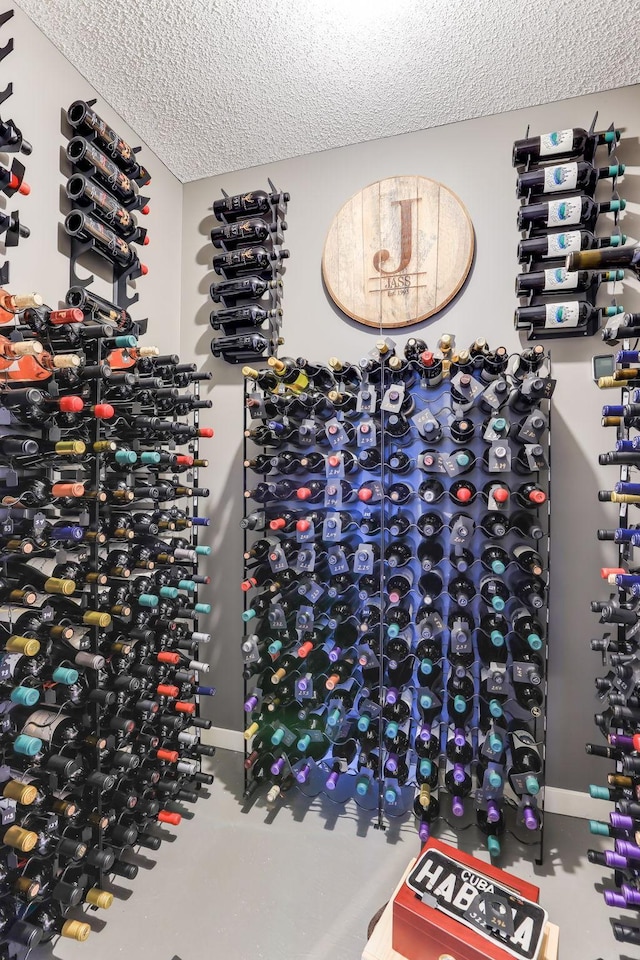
[16,0,640,183]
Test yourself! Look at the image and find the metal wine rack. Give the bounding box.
[240,341,551,863]
[0,7,30,289]
[209,180,289,364]
[514,112,625,341]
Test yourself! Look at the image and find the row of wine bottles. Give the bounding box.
[588,339,640,949]
[0,268,214,951]
[210,185,289,364]
[64,99,151,280]
[240,338,550,855]
[0,15,31,251]
[513,119,625,339]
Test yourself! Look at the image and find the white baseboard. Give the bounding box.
[542,786,610,821]
[204,727,608,822]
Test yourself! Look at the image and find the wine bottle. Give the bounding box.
[518,229,625,264]
[516,161,624,199]
[213,189,288,223]
[67,100,151,185]
[512,127,619,165]
[516,266,622,296]
[515,300,622,332]
[517,195,624,231]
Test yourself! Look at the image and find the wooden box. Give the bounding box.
[392,839,545,960]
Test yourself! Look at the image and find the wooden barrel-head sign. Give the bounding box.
[322,175,474,328]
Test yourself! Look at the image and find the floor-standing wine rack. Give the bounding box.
[0,93,214,954]
[513,113,625,340]
[209,182,289,364]
[588,323,640,951]
[240,340,551,862]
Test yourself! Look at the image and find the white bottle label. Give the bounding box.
[546,231,581,256]
[539,129,574,156]
[546,198,582,227]
[544,302,581,328]
[21,708,65,743]
[543,163,578,193]
[543,267,579,291]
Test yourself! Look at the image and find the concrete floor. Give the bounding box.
[30,749,638,960]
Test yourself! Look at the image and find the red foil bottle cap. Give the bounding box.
[528,489,547,505]
[296,519,310,532]
[421,351,434,367]
[358,487,373,502]
[157,684,179,698]
[328,455,341,467]
[298,641,313,658]
[175,701,195,714]
[143,236,150,246]
[199,427,214,438]
[455,486,472,503]
[49,308,84,324]
[158,810,181,825]
[156,748,179,763]
[140,263,149,276]
[59,395,84,413]
[176,455,193,466]
[601,567,625,578]
[241,578,257,592]
[94,404,115,419]
[270,518,286,531]
[297,487,311,501]
[634,734,640,752]
[493,487,509,503]
[157,651,180,665]
[141,205,150,215]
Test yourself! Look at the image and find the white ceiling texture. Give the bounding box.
[16,0,640,183]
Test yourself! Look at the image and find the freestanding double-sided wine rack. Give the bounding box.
[0,92,215,954]
[513,113,626,340]
[241,338,551,862]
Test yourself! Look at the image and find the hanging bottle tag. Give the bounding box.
[268,604,287,631]
[518,410,547,443]
[481,727,505,762]
[357,418,376,449]
[613,662,640,699]
[511,770,541,797]
[450,514,475,547]
[322,514,342,542]
[356,697,381,722]
[295,676,315,701]
[418,611,445,639]
[325,418,348,449]
[296,604,315,631]
[3,470,18,488]
[357,383,377,415]
[295,546,316,574]
[272,723,296,748]
[0,515,11,536]
[325,452,345,480]
[485,665,509,696]
[451,371,483,403]
[381,383,405,413]
[483,417,510,442]
[442,452,471,478]
[327,545,348,575]
[449,619,473,656]
[79,510,90,526]
[248,390,266,419]
[324,481,343,509]
[488,443,512,473]
[299,580,324,605]
[267,546,289,573]
[0,408,10,426]
[297,519,315,544]
[511,661,542,686]
[523,444,548,471]
[297,419,317,446]
[419,450,447,473]
[353,543,375,575]
[481,379,508,410]
[521,373,556,400]
[412,407,440,438]
[357,646,380,672]
[40,604,53,622]
[361,480,384,502]
[479,764,505,800]
[32,513,46,536]
[241,636,260,664]
[417,687,442,711]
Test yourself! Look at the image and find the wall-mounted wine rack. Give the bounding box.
[240,338,552,864]
[513,113,627,340]
[209,181,289,364]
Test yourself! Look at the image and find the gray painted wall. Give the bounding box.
[181,84,640,793]
[9,5,182,354]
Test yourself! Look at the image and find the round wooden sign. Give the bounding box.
[322,175,474,329]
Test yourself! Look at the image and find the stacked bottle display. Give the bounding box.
[0,8,31,255]
[587,316,640,951]
[513,117,627,339]
[0,288,215,952]
[64,98,151,293]
[241,338,551,857]
[209,183,289,364]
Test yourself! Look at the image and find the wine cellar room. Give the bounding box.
[0,2,637,959]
